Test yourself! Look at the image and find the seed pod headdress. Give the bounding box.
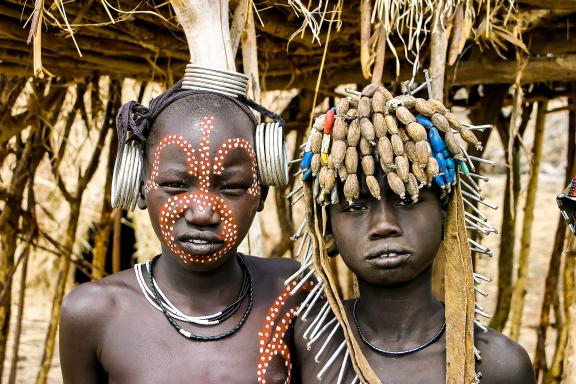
[286,76,497,384]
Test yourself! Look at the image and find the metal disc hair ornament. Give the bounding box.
[183,64,249,98]
[256,121,289,186]
[111,139,142,210]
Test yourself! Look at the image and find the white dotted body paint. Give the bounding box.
[146,115,260,265]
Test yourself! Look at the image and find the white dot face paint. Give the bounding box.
[145,114,260,265]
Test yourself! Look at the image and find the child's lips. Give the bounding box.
[364,244,414,269]
[177,239,225,255]
[176,232,224,256]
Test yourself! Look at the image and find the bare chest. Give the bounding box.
[98,300,266,384]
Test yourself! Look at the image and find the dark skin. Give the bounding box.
[294,174,536,384]
[59,94,299,384]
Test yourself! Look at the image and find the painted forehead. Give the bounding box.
[149,95,256,151]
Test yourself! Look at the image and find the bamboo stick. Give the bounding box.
[509,99,548,340]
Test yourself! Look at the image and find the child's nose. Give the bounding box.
[368,202,402,239]
[183,203,220,227]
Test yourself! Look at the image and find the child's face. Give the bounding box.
[142,101,261,269]
[329,176,444,286]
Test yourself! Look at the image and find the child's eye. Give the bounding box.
[343,203,367,213]
[397,197,419,207]
[220,184,248,195]
[160,181,187,191]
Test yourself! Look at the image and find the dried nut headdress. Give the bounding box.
[286,79,498,384]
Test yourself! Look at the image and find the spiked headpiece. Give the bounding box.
[286,75,498,384]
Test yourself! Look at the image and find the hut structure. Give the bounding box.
[0,0,575,383]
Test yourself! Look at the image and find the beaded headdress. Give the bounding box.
[110,64,289,210]
[285,74,498,384]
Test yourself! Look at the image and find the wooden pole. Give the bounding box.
[558,83,576,384]
[360,0,372,80]
[509,99,548,340]
[8,186,36,384]
[534,90,576,378]
[429,2,448,100]
[490,103,532,331]
[91,81,120,280]
[0,80,65,380]
[36,80,111,384]
[169,0,235,70]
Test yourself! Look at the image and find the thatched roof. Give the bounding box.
[1,0,575,90]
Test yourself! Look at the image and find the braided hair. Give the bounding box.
[114,79,284,164]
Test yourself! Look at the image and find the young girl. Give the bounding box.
[263,84,535,384]
[59,74,299,383]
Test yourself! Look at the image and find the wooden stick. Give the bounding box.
[359,0,372,80]
[533,91,576,378]
[429,2,448,100]
[36,80,111,384]
[371,25,387,85]
[509,99,548,341]
[7,187,36,384]
[169,0,235,70]
[490,100,532,332]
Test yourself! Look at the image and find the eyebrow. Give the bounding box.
[219,167,251,179]
[158,168,189,178]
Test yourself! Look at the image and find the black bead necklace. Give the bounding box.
[147,253,253,341]
[353,298,446,356]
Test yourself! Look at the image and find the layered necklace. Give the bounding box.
[135,253,253,341]
[353,298,446,356]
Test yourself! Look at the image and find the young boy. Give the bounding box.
[59,77,299,383]
[264,85,536,383]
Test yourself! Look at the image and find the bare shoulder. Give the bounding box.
[475,328,536,384]
[244,255,301,282]
[60,269,138,332]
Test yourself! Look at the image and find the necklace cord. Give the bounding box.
[145,253,254,341]
[353,298,446,356]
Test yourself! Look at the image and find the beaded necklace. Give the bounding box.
[144,253,253,341]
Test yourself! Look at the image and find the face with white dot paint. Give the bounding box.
[140,94,263,270]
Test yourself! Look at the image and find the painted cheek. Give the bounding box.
[146,115,260,265]
[158,192,238,264]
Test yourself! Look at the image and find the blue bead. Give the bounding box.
[332,106,337,114]
[435,152,447,174]
[434,175,445,188]
[302,169,312,181]
[428,127,446,153]
[445,157,456,170]
[416,115,434,129]
[300,151,313,170]
[447,168,456,183]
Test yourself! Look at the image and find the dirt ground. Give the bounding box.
[2,104,571,383]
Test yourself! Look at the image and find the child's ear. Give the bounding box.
[257,186,269,212]
[323,233,339,257]
[323,210,338,257]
